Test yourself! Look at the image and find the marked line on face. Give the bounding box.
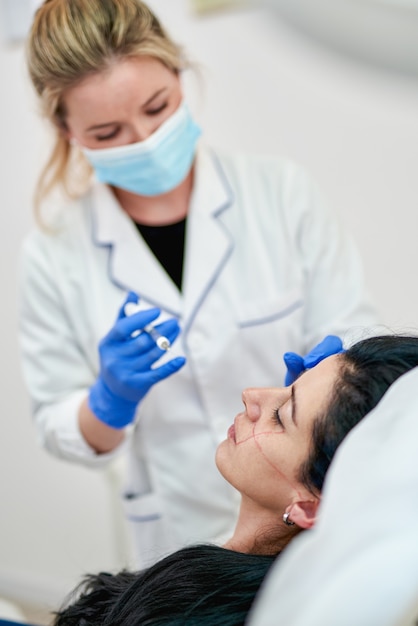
[235,430,285,445]
[236,423,304,499]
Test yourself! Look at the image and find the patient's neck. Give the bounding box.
[223,497,288,556]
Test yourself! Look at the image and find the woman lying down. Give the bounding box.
[52,334,418,626]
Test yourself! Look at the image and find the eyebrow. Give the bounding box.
[86,88,169,132]
[291,385,297,426]
[86,121,118,131]
[143,87,168,107]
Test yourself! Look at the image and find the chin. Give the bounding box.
[214,444,222,472]
[214,442,229,478]
[215,444,240,495]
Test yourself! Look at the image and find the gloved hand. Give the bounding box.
[89,292,186,429]
[283,335,345,386]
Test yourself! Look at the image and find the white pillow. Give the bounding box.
[247,367,418,626]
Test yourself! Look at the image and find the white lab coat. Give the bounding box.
[18,144,378,567]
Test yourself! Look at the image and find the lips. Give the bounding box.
[227,424,236,443]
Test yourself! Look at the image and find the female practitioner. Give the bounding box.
[20,0,377,565]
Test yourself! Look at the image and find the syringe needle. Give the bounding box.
[124,302,171,351]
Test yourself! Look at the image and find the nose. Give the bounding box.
[242,387,287,423]
[130,128,148,143]
[242,388,262,423]
[130,119,158,143]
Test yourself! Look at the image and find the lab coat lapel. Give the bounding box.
[182,148,234,321]
[90,184,182,315]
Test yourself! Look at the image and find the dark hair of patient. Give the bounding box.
[299,334,418,494]
[52,544,275,626]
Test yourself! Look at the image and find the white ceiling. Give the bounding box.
[264,0,418,77]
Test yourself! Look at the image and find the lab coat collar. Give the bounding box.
[182,145,234,322]
[89,183,182,314]
[89,144,234,320]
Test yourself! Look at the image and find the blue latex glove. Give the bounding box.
[89,292,186,429]
[283,335,345,386]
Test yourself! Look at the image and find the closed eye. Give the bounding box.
[146,102,168,116]
[272,408,284,429]
[96,127,120,141]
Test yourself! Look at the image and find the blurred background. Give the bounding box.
[1,0,418,622]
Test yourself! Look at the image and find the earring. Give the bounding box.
[283,512,295,526]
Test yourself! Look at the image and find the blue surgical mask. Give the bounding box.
[81,101,201,196]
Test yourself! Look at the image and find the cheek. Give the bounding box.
[215,434,261,489]
[252,434,290,480]
[251,431,306,498]
[216,427,292,494]
[172,86,183,107]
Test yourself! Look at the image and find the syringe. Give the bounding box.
[124,302,171,351]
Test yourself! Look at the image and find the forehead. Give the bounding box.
[293,354,342,426]
[63,56,175,114]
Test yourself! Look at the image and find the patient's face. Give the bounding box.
[215,355,341,512]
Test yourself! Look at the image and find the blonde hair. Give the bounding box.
[27,0,187,224]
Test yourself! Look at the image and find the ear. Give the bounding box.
[57,127,74,145]
[285,498,320,529]
[55,118,72,142]
[61,127,76,143]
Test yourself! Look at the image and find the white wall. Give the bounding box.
[0,26,130,619]
[1,0,418,617]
